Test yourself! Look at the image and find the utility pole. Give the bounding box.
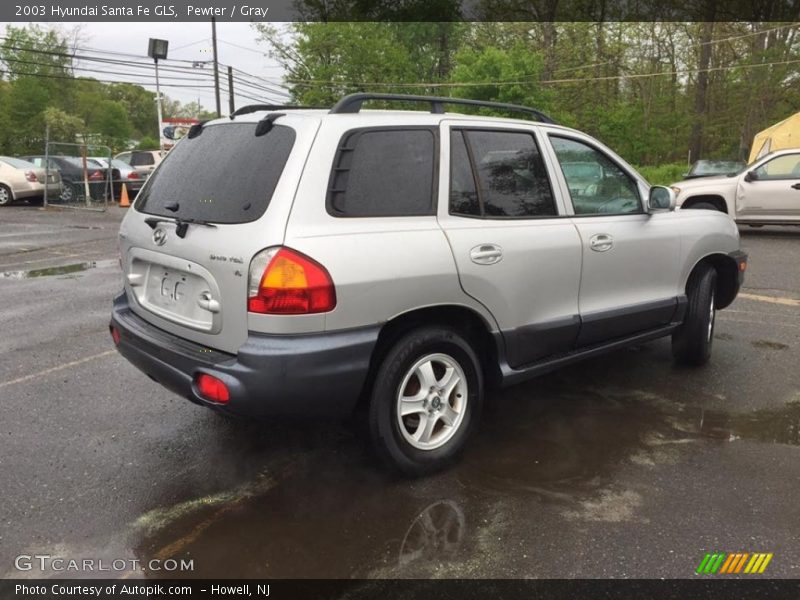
[148,39,169,157]
[227,66,235,115]
[154,57,164,157]
[211,17,221,118]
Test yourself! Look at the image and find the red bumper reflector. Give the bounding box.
[110,326,121,346]
[196,373,230,403]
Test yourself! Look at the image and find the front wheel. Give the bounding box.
[368,327,483,475]
[672,264,717,366]
[690,201,721,212]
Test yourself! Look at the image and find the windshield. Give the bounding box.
[690,161,744,176]
[0,156,36,169]
[135,123,296,224]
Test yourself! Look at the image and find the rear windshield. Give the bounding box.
[135,123,296,224]
[1,156,36,169]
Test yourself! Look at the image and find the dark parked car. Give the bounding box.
[683,160,746,180]
[90,157,144,198]
[21,155,115,202]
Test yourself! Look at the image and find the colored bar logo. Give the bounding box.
[696,552,773,574]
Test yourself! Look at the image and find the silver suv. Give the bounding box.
[110,93,747,474]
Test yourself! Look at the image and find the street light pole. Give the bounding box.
[148,38,169,158]
[154,57,164,158]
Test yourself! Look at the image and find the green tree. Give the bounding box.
[43,107,85,143]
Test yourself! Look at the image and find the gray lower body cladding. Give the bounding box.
[110,293,380,418]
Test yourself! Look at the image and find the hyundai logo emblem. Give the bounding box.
[153,228,167,246]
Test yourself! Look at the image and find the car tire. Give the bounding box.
[368,326,483,476]
[0,184,12,206]
[60,184,75,203]
[672,264,717,366]
[690,201,720,211]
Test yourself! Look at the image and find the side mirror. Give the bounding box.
[647,185,676,212]
[743,170,757,183]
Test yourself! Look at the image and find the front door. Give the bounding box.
[544,134,684,347]
[438,122,583,368]
[737,152,800,222]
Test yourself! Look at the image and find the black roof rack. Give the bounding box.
[229,104,325,119]
[329,93,556,124]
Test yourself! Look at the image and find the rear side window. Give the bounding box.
[135,123,296,224]
[327,128,436,217]
[450,129,556,218]
[131,152,155,166]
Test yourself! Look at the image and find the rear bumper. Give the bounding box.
[110,293,379,418]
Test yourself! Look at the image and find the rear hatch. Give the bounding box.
[118,115,320,353]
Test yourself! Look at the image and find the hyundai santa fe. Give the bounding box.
[110,93,747,474]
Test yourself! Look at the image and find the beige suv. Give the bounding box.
[114,150,164,178]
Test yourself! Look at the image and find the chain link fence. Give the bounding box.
[43,142,114,211]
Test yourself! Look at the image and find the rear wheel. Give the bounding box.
[0,184,12,206]
[672,264,717,366]
[60,183,75,203]
[368,326,483,475]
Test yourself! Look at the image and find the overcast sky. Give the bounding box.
[3,21,290,110]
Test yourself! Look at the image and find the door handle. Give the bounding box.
[470,244,503,265]
[197,291,220,313]
[589,233,614,252]
[791,183,800,190]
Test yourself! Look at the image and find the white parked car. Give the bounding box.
[672,149,800,226]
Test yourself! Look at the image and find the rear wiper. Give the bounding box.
[144,216,217,239]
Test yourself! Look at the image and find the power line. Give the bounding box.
[1,68,215,88]
[284,56,800,89]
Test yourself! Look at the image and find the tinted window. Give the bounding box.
[550,136,641,215]
[131,152,155,166]
[456,130,556,218]
[136,123,296,224]
[449,131,480,216]
[754,154,800,179]
[328,128,436,217]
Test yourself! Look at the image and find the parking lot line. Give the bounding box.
[738,292,800,307]
[0,350,115,389]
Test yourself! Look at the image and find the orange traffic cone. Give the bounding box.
[119,183,130,207]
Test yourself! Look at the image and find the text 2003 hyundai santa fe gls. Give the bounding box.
[110,93,747,475]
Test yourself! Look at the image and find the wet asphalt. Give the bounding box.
[0,206,798,579]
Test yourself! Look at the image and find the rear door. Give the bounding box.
[119,117,320,353]
[543,133,683,346]
[737,152,800,222]
[438,121,583,368]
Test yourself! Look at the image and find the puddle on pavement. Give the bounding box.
[1,259,117,279]
[125,376,800,579]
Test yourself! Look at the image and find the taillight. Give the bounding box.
[88,171,104,181]
[127,171,140,180]
[196,373,230,403]
[247,247,336,314]
[109,325,121,346]
[24,170,38,182]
